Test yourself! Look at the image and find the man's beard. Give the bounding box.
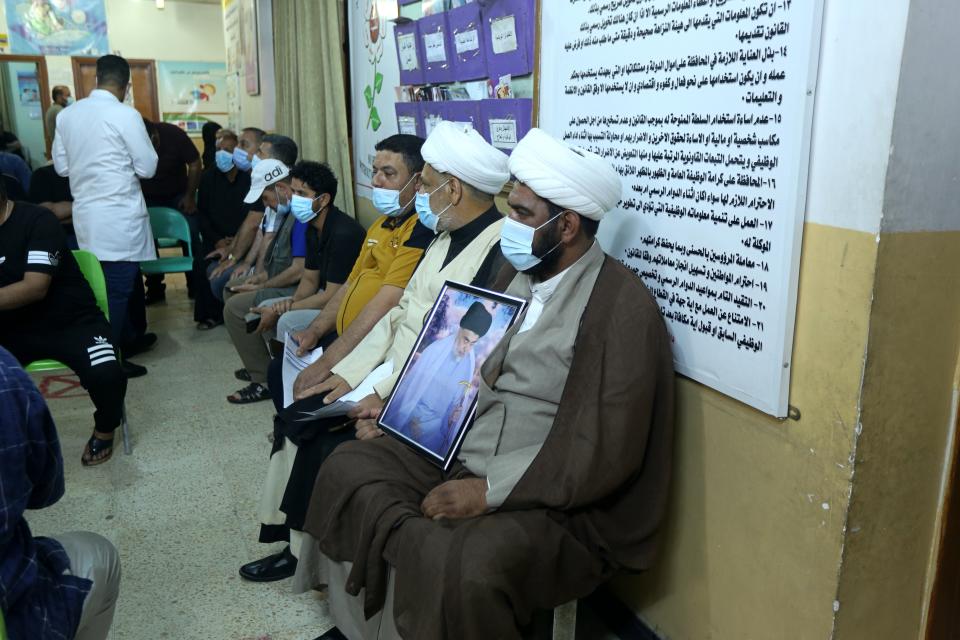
[523,222,563,278]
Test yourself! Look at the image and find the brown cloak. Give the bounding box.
[302,256,675,639]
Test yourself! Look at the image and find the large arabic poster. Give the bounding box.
[348,0,401,199]
[158,61,229,136]
[6,0,108,56]
[539,1,824,417]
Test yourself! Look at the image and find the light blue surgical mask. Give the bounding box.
[65,97,74,106]
[414,179,452,232]
[291,193,320,223]
[215,149,234,173]
[251,154,262,169]
[372,173,419,217]
[233,147,253,172]
[274,187,291,216]
[500,212,563,272]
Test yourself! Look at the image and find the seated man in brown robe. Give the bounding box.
[294,128,676,640]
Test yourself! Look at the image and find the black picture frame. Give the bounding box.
[378,280,527,470]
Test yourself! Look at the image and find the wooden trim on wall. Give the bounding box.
[71,56,161,121]
[925,387,960,639]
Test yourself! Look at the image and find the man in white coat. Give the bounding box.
[53,54,159,377]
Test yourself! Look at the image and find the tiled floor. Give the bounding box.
[25,280,332,640]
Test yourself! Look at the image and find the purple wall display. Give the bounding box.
[481,0,535,80]
[447,2,487,82]
[420,102,448,139]
[394,21,425,86]
[479,98,532,154]
[445,100,484,132]
[395,102,424,138]
[419,13,457,84]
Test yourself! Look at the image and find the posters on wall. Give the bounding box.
[347,0,401,198]
[157,61,229,136]
[241,0,259,96]
[16,70,39,105]
[538,0,825,417]
[5,0,108,56]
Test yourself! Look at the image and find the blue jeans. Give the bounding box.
[209,262,241,303]
[100,261,147,347]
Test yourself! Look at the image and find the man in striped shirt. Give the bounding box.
[0,177,127,467]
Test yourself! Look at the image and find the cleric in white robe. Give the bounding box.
[386,301,493,456]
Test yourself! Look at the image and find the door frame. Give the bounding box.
[71,56,161,121]
[0,54,52,151]
[925,385,960,638]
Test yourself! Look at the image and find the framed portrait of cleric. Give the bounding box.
[378,282,527,470]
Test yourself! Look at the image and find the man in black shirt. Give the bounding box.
[193,129,252,328]
[27,163,76,248]
[227,161,364,404]
[141,119,202,304]
[0,181,127,466]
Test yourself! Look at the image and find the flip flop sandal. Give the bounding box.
[227,382,271,404]
[234,368,251,381]
[82,435,114,467]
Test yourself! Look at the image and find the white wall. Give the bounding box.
[803,0,912,234]
[882,0,960,233]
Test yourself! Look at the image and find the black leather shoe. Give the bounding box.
[314,627,348,640]
[122,333,158,358]
[121,360,148,379]
[238,546,297,582]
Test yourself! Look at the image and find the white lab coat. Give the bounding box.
[52,89,159,262]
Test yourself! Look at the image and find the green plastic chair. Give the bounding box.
[0,607,6,640]
[148,206,181,249]
[24,250,132,455]
[141,207,193,274]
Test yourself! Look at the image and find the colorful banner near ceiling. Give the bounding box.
[157,61,229,136]
[347,0,401,198]
[5,0,108,56]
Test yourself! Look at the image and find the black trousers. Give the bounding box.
[4,317,127,433]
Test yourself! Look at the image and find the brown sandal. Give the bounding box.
[81,435,114,467]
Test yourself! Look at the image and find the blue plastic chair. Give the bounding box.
[141,207,193,274]
[24,250,132,455]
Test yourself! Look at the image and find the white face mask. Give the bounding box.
[499,212,563,272]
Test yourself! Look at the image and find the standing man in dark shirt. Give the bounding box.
[140,118,202,304]
[194,129,252,328]
[0,180,127,466]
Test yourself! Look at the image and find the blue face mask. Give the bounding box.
[65,97,74,106]
[414,180,452,232]
[274,187,291,216]
[215,149,234,173]
[233,147,252,172]
[251,154,262,169]
[372,173,418,217]
[291,193,320,223]
[500,212,563,272]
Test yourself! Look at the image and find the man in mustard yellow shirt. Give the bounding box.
[262,134,432,415]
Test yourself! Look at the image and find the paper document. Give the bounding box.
[281,333,324,409]
[293,360,394,421]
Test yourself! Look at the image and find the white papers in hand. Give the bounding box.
[293,360,394,421]
[281,333,324,409]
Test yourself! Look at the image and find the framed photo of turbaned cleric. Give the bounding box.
[378,282,527,470]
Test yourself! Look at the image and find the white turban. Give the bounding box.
[509,128,622,220]
[421,121,510,195]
